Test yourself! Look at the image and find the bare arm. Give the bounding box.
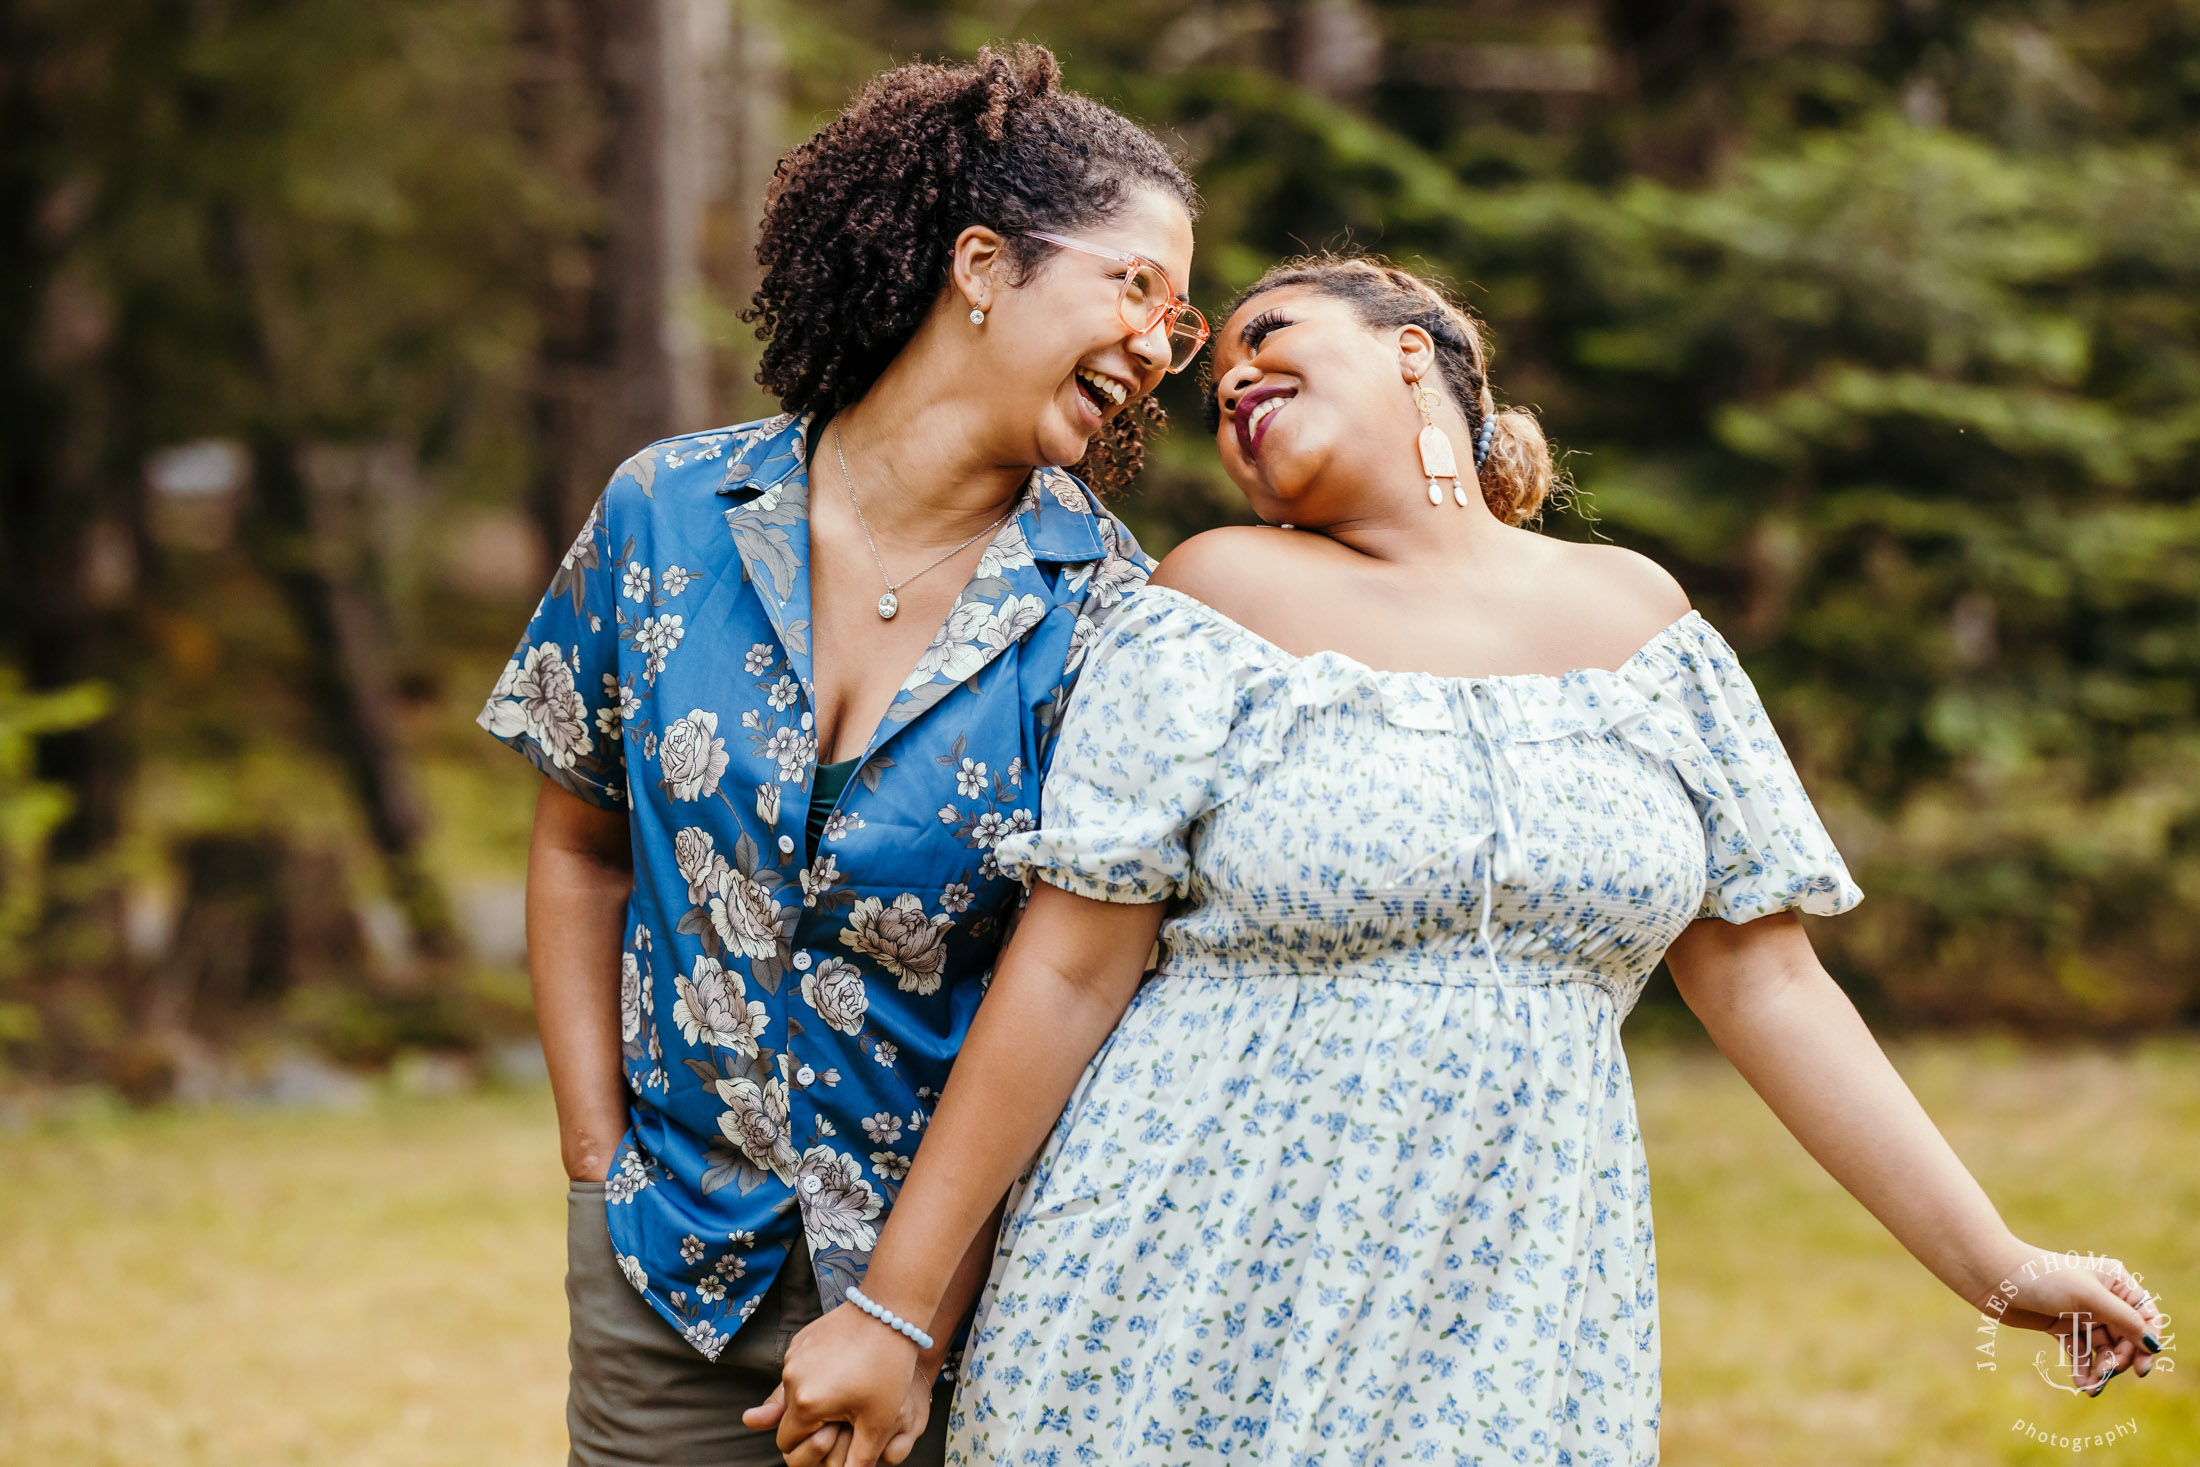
[1665,913,2159,1378]
[768,882,1168,1466]
[527,778,634,1183]
[862,884,1164,1323]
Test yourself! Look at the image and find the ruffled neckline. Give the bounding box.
[1133,584,1705,692]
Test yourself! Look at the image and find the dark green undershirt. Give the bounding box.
[808,757,860,860]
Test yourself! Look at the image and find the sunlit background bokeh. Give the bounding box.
[2,2,2196,1462]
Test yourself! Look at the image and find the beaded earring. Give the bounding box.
[1415,383,1465,507]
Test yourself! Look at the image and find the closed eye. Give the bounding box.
[1239,309,1293,352]
[1205,310,1298,433]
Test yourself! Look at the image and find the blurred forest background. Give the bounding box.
[8,0,2200,1101]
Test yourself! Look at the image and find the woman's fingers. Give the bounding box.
[2075,1264,2157,1394]
[2090,1271,2153,1344]
[824,1425,854,1467]
[782,1423,844,1467]
[740,1381,786,1431]
[845,1418,893,1467]
[2086,1324,2122,1392]
[2104,1267,2165,1375]
[775,1381,838,1466]
[883,1429,919,1465]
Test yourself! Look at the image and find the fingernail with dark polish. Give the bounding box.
[2143,1333,2161,1353]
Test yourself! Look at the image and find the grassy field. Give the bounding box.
[0,1039,2193,1466]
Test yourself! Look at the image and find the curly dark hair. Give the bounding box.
[1203,254,1566,525]
[743,44,1199,495]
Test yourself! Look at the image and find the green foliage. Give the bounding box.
[0,673,112,1041]
[14,0,2200,1043]
[34,0,567,470]
[1563,126,2200,1027]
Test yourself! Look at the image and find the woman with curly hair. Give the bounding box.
[480,43,1204,1467]
[768,255,2163,1465]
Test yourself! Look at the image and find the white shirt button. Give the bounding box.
[777,835,795,855]
[792,951,812,971]
[801,712,814,730]
[796,1064,817,1086]
[801,1174,822,1195]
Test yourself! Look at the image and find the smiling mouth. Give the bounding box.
[1232,385,1295,461]
[1075,366,1129,414]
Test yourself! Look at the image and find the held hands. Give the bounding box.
[742,1301,937,1467]
[1976,1241,2166,1394]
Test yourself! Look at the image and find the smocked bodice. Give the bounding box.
[996,585,1860,1010]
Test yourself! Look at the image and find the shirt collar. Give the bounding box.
[719,411,1107,565]
[715,411,811,498]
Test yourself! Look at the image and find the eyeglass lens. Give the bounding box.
[1166,317,1205,371]
[1115,265,1206,371]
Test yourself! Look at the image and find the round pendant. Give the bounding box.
[876,591,899,619]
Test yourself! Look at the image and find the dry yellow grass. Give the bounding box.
[1648,1037,2199,1465]
[0,1087,568,1466]
[0,1039,2192,1465]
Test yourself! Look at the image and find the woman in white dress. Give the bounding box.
[759,256,2163,1467]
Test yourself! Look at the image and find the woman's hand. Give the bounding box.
[1976,1241,2165,1394]
[742,1303,934,1467]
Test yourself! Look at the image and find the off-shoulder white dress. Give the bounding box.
[958,586,1862,1467]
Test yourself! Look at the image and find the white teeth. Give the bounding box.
[1249,398,1283,431]
[1076,368,1127,407]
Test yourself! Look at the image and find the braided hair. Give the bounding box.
[744,44,1198,495]
[1205,255,1559,525]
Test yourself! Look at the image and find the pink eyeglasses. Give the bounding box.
[1021,230,1210,373]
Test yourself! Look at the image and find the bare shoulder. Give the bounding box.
[1545,538,1691,627]
[1524,538,1693,667]
[1149,526,1331,626]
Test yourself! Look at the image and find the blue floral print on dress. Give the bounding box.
[954,586,1861,1465]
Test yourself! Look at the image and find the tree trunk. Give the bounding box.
[713,0,783,416]
[610,0,717,450]
[515,0,625,562]
[0,5,131,986]
[248,434,461,965]
[516,0,726,567]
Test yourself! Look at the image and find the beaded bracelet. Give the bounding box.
[845,1286,935,1351]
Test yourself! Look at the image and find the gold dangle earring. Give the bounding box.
[1415,383,1462,507]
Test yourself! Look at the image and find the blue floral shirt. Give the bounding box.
[480,412,1151,1358]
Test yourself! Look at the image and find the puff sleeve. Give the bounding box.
[1621,615,1864,923]
[993,590,1278,904]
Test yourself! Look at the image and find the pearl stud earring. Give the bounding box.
[969,307,986,326]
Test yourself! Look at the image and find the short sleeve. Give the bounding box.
[477,488,629,809]
[1626,616,1863,924]
[994,592,1273,904]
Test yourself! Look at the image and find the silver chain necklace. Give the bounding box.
[834,422,1015,620]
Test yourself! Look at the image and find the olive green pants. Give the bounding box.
[564,1181,953,1466]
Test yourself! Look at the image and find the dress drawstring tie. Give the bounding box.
[1454,683,1525,984]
